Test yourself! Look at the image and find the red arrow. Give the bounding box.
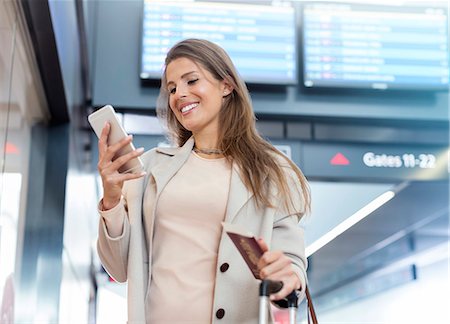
[330,152,350,165]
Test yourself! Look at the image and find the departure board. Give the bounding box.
[302,3,449,91]
[140,0,297,85]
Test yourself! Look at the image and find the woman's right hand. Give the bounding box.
[97,122,146,210]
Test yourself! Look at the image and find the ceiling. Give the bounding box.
[306,180,449,310]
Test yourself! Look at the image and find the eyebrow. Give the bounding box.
[166,71,198,87]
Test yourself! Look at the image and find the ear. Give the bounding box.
[221,78,234,97]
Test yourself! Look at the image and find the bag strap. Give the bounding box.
[306,286,318,324]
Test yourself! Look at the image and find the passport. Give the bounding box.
[222,222,264,279]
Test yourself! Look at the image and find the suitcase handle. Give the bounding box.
[259,280,283,297]
[259,280,298,308]
[273,290,298,309]
[259,280,298,324]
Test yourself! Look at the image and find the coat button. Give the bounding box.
[220,263,229,272]
[216,308,225,319]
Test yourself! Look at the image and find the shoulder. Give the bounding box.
[267,150,309,214]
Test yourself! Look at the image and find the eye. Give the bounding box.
[168,87,176,94]
[187,79,198,85]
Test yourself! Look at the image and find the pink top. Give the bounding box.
[147,152,231,323]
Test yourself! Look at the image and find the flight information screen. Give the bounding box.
[140,0,297,85]
[302,3,449,91]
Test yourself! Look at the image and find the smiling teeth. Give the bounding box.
[181,103,198,113]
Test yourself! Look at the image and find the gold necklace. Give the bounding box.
[193,147,224,155]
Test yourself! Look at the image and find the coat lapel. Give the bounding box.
[150,137,195,197]
[224,163,254,223]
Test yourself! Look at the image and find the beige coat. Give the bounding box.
[97,137,307,324]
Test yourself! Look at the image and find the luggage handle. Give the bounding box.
[259,280,298,308]
[259,280,298,324]
[259,280,318,324]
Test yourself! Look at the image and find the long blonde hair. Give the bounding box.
[157,39,310,217]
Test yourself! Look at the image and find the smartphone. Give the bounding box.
[88,105,144,174]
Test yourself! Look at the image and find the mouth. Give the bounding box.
[180,102,199,114]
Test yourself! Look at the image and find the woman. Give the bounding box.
[97,38,310,323]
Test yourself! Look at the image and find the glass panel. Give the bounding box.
[0,5,17,322]
[0,5,32,322]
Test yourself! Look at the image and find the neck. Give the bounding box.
[193,132,219,151]
[193,147,223,156]
[193,133,223,158]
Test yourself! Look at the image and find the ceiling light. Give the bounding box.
[306,190,396,257]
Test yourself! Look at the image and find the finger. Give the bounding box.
[119,170,147,182]
[108,147,145,172]
[102,171,145,191]
[264,266,293,282]
[256,238,270,271]
[102,135,133,163]
[259,254,292,278]
[257,238,269,253]
[98,122,111,155]
[270,283,295,301]
[97,159,113,176]
[270,274,298,301]
[100,169,146,198]
[257,250,283,271]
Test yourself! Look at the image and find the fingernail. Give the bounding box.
[137,147,144,152]
[141,171,147,176]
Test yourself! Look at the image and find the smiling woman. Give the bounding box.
[96,38,311,323]
[165,57,231,146]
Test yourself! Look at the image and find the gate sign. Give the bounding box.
[302,143,449,181]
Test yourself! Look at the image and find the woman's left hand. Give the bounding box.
[256,238,301,301]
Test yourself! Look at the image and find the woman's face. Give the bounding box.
[166,57,231,137]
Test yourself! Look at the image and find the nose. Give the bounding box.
[173,83,188,99]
